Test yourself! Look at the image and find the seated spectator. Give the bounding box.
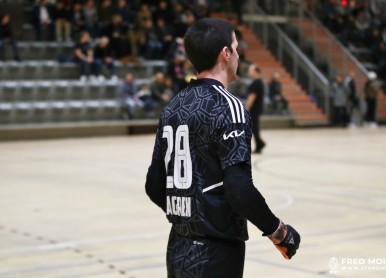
[165,36,186,62]
[115,0,136,27]
[150,71,169,104]
[141,19,163,59]
[153,1,175,26]
[0,14,21,61]
[97,0,114,35]
[268,72,288,114]
[120,73,144,119]
[54,0,72,42]
[74,31,97,82]
[137,4,152,30]
[32,0,55,41]
[167,55,187,91]
[93,36,117,81]
[137,83,156,112]
[103,14,131,59]
[156,18,175,57]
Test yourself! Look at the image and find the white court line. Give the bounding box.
[0,231,168,255]
[270,192,294,211]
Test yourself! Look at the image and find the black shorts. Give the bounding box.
[166,228,246,278]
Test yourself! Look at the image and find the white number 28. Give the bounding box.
[162,125,192,189]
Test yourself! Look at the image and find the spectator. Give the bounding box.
[156,18,175,57]
[141,19,163,59]
[120,73,144,119]
[344,70,361,128]
[153,1,175,25]
[32,0,55,41]
[115,0,136,27]
[0,14,21,61]
[354,11,371,44]
[172,3,186,38]
[137,4,152,30]
[72,3,86,37]
[235,22,249,76]
[93,36,118,81]
[246,64,266,154]
[98,0,114,34]
[268,72,288,114]
[165,36,186,62]
[364,71,379,128]
[374,41,386,80]
[103,14,131,59]
[167,55,186,91]
[163,74,179,101]
[74,31,97,82]
[330,74,349,126]
[150,71,168,104]
[54,0,72,42]
[137,83,155,112]
[83,0,98,38]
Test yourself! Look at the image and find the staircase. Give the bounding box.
[241,26,329,126]
[290,18,386,123]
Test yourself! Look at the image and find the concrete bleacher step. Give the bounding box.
[290,18,367,92]
[0,60,167,80]
[240,26,329,126]
[2,41,74,61]
[378,93,386,122]
[0,79,155,125]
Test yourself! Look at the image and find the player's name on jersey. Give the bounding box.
[166,196,191,217]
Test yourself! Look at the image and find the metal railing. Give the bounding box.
[245,0,331,115]
[283,1,369,92]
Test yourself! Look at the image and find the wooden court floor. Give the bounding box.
[0,127,385,278]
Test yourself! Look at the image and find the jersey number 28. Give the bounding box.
[162,125,192,189]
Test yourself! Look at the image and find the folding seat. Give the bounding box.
[41,60,58,80]
[50,100,68,122]
[0,102,14,124]
[69,80,89,101]
[6,61,23,80]
[19,81,36,103]
[54,81,71,101]
[24,61,43,80]
[30,81,54,123]
[31,101,51,123]
[67,100,86,122]
[100,99,121,120]
[30,42,46,59]
[100,80,119,100]
[83,100,101,121]
[13,101,33,124]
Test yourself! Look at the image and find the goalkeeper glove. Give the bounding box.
[267,220,300,259]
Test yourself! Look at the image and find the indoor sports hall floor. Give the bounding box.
[0,127,385,278]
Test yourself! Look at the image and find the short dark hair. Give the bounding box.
[184,18,235,73]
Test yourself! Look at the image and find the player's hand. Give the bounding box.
[274,225,300,259]
[267,220,300,260]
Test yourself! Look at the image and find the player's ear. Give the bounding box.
[221,46,230,62]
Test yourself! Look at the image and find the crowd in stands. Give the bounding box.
[24,0,218,83]
[330,69,379,128]
[319,0,386,80]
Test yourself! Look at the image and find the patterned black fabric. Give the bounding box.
[151,78,252,242]
[166,228,245,278]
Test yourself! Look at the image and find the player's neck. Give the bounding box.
[197,68,229,88]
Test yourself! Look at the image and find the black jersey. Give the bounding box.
[150,78,252,242]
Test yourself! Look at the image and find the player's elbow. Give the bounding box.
[145,160,167,211]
